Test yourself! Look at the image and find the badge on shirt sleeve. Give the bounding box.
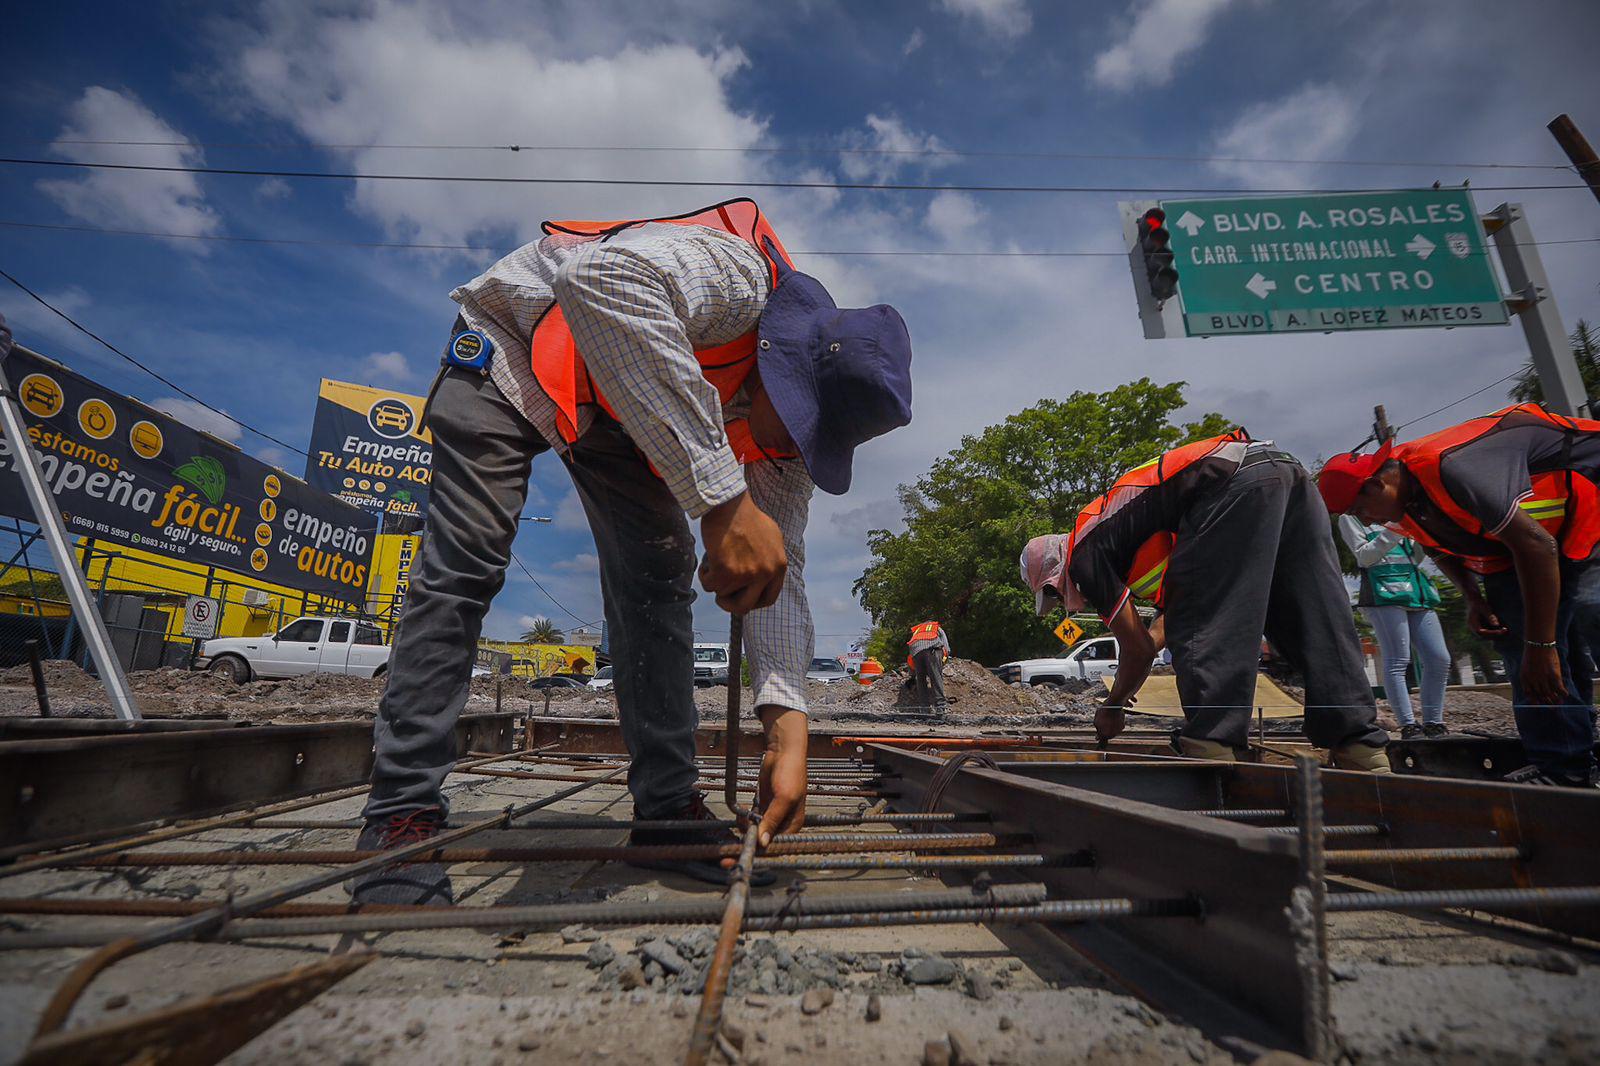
[445,329,494,374]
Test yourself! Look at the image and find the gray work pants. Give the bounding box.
[912,647,947,710]
[364,366,700,822]
[1164,459,1388,751]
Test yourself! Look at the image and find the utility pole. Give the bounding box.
[1485,203,1588,419]
[1372,405,1393,444]
[1549,114,1600,209]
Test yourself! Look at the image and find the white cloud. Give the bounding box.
[903,28,926,56]
[552,552,600,574]
[839,115,949,184]
[220,2,769,245]
[150,397,244,442]
[255,177,293,202]
[1091,0,1250,91]
[552,488,589,532]
[362,350,415,383]
[939,0,1032,40]
[38,87,221,247]
[1207,83,1360,187]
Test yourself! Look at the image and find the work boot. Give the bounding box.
[1422,723,1449,738]
[349,807,453,906]
[1504,764,1599,788]
[1330,744,1392,773]
[629,792,777,888]
[1399,723,1424,740]
[1175,736,1238,762]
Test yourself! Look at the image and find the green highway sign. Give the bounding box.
[1161,189,1509,337]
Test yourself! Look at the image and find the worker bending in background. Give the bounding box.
[907,619,950,713]
[355,200,914,902]
[1022,431,1390,770]
[1319,403,1600,787]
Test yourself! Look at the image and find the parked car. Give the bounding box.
[992,636,1119,688]
[588,666,614,691]
[198,616,389,683]
[806,657,850,683]
[531,675,589,691]
[694,643,730,686]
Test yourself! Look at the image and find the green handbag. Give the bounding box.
[1365,539,1441,609]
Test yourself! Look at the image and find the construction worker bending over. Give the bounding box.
[907,620,950,713]
[1022,432,1390,769]
[1318,404,1600,787]
[354,200,913,902]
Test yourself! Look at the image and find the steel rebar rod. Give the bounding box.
[1324,886,1600,912]
[0,884,1050,949]
[1199,808,1291,820]
[460,768,882,797]
[30,762,629,1037]
[1267,824,1386,838]
[68,831,1002,868]
[1293,754,1332,1064]
[1324,847,1525,865]
[687,822,758,1066]
[753,853,1046,870]
[249,811,975,831]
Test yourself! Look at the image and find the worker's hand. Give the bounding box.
[1466,598,1508,637]
[1094,700,1127,743]
[700,492,787,615]
[755,705,807,847]
[1520,644,1566,704]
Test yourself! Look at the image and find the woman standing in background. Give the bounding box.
[1338,515,1451,738]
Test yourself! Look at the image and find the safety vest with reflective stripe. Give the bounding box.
[1393,404,1600,575]
[1071,430,1253,608]
[530,198,795,463]
[908,621,942,644]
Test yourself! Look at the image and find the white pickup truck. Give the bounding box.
[199,616,390,682]
[992,636,1120,689]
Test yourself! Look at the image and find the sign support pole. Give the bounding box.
[0,355,140,719]
[1487,203,1588,418]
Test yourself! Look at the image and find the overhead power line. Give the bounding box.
[0,157,1586,196]
[0,266,308,456]
[508,549,600,629]
[4,218,1599,258]
[31,138,1575,172]
[1394,370,1527,433]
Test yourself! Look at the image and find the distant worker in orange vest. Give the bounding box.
[907,620,951,713]
[1319,404,1600,787]
[1021,432,1389,770]
[352,200,913,901]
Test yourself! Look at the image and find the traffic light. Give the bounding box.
[1138,208,1179,302]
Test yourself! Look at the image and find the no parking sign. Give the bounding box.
[183,595,220,639]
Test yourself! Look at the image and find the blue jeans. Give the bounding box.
[1482,562,1600,780]
[1360,606,1449,725]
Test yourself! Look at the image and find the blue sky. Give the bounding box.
[4,0,1599,653]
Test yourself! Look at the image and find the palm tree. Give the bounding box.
[520,617,564,644]
[1511,319,1600,406]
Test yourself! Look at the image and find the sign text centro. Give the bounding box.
[305,379,433,520]
[1162,188,1509,337]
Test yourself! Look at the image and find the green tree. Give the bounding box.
[520,616,564,644]
[854,379,1232,667]
[1510,319,1600,406]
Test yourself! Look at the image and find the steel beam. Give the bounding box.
[871,744,1307,1054]
[0,713,517,849]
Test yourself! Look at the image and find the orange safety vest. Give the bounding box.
[908,621,943,644]
[530,198,795,463]
[1393,403,1600,574]
[1071,430,1253,608]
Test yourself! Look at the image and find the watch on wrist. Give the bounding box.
[1524,639,1558,649]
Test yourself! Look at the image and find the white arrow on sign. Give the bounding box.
[1245,272,1277,299]
[1405,234,1436,260]
[1175,210,1205,237]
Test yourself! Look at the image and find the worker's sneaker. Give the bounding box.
[1175,736,1238,762]
[1422,723,1449,738]
[1330,744,1392,773]
[1399,723,1424,740]
[1504,764,1599,788]
[349,807,453,906]
[629,792,777,888]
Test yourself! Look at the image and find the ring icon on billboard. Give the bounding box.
[255,523,273,546]
[19,374,64,418]
[259,498,277,522]
[250,547,269,572]
[78,399,117,440]
[263,473,281,498]
[130,421,164,459]
[367,398,415,440]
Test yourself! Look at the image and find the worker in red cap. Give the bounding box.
[1021,431,1389,769]
[1318,403,1600,787]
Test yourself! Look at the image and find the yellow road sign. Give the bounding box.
[1054,617,1084,647]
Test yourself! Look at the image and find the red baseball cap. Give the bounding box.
[1316,438,1393,514]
